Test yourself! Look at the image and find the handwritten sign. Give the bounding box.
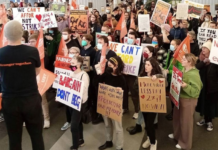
[209,39,218,65]
[138,14,150,32]
[124,37,141,46]
[109,42,142,76]
[169,66,183,109]
[50,3,66,14]
[97,83,123,122]
[56,74,84,111]
[95,32,108,46]
[184,0,204,19]
[138,77,167,113]
[70,10,88,34]
[197,27,218,48]
[176,3,189,20]
[150,0,171,27]
[82,56,90,72]
[53,55,72,88]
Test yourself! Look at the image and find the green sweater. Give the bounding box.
[180,68,203,99]
[45,32,62,57]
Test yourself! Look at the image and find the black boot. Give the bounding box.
[165,111,173,121]
[92,114,103,125]
[98,141,113,150]
[129,124,142,135]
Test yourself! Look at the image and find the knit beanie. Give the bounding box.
[162,24,171,32]
[202,41,212,51]
[4,20,23,42]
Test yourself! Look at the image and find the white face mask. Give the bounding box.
[147,32,152,35]
[21,41,25,44]
[172,21,177,26]
[205,18,209,22]
[62,35,68,40]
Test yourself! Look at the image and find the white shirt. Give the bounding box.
[70,71,90,103]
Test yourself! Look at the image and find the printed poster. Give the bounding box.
[169,66,183,109]
[70,10,88,34]
[150,0,171,27]
[138,77,166,113]
[56,74,85,111]
[97,83,123,122]
[53,55,72,88]
[198,27,218,48]
[209,39,218,65]
[138,14,150,32]
[96,32,108,46]
[184,0,204,19]
[124,37,141,46]
[176,3,189,20]
[50,3,66,14]
[109,42,142,76]
[82,56,90,72]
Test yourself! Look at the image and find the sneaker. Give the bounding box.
[79,139,85,147]
[175,144,182,149]
[168,133,174,139]
[150,140,157,150]
[196,119,205,126]
[61,122,71,131]
[23,122,26,127]
[142,136,151,148]
[44,120,50,129]
[0,113,4,123]
[207,122,213,131]
[133,113,138,119]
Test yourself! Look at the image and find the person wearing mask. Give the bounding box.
[57,14,69,32]
[92,36,117,124]
[164,39,183,120]
[137,4,148,16]
[209,21,217,29]
[112,7,121,22]
[141,28,153,43]
[62,28,80,50]
[102,7,111,22]
[69,56,90,150]
[161,24,173,51]
[188,31,200,57]
[201,14,211,28]
[89,14,102,47]
[170,17,186,41]
[126,5,132,13]
[168,53,202,150]
[98,56,125,150]
[44,27,62,72]
[0,20,44,150]
[136,0,143,10]
[124,12,131,31]
[196,40,218,132]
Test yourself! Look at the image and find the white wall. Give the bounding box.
[76,0,106,14]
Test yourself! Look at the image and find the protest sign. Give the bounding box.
[198,27,218,48]
[169,66,183,109]
[53,55,72,88]
[124,37,141,46]
[138,77,166,113]
[37,68,56,95]
[150,0,171,27]
[40,11,58,29]
[50,3,66,14]
[209,39,218,65]
[82,56,90,72]
[184,0,204,19]
[176,3,189,20]
[138,14,150,32]
[109,42,142,76]
[70,10,88,34]
[173,36,190,63]
[97,83,123,122]
[79,5,85,10]
[96,32,108,46]
[56,74,84,111]
[141,43,155,48]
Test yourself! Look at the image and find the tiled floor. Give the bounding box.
[0,93,218,150]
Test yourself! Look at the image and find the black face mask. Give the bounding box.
[106,67,113,74]
[70,65,77,71]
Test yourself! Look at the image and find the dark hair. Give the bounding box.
[47,27,59,36]
[28,34,38,41]
[22,31,29,43]
[90,14,99,24]
[83,34,93,42]
[99,36,109,46]
[210,21,217,26]
[74,56,84,68]
[108,56,124,75]
[172,39,181,46]
[129,31,137,39]
[152,35,163,48]
[139,57,162,77]
[146,46,155,57]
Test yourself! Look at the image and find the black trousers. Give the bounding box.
[2,94,44,150]
[142,112,157,144]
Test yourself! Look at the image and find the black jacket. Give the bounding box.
[190,41,200,57]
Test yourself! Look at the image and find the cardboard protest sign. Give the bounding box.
[97,83,123,122]
[124,37,141,46]
[37,68,56,95]
[82,56,90,72]
[150,0,171,27]
[138,14,150,32]
[50,3,66,14]
[209,39,218,65]
[176,3,189,20]
[70,10,88,34]
[53,55,72,88]
[96,32,108,46]
[169,66,183,109]
[56,74,84,111]
[197,27,218,48]
[138,77,167,113]
[109,42,142,76]
[184,0,204,19]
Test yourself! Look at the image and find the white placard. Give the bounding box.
[138,14,150,32]
[176,3,189,20]
[209,39,218,65]
[198,27,218,48]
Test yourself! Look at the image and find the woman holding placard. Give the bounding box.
[168,53,202,150]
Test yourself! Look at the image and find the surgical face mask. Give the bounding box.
[69,54,74,58]
[82,40,88,46]
[127,9,131,13]
[205,18,209,22]
[101,31,106,34]
[62,35,68,40]
[147,32,152,35]
[170,45,175,51]
[49,30,54,34]
[106,10,110,14]
[127,38,134,44]
[21,41,25,44]
[97,43,103,50]
[152,41,158,46]
[172,21,177,26]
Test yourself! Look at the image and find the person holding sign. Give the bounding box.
[98,56,125,150]
[168,53,202,150]
[69,56,90,150]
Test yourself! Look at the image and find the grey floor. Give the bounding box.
[0,92,218,150]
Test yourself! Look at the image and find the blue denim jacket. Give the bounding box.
[169,27,186,41]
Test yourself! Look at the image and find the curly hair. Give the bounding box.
[108,56,125,75]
